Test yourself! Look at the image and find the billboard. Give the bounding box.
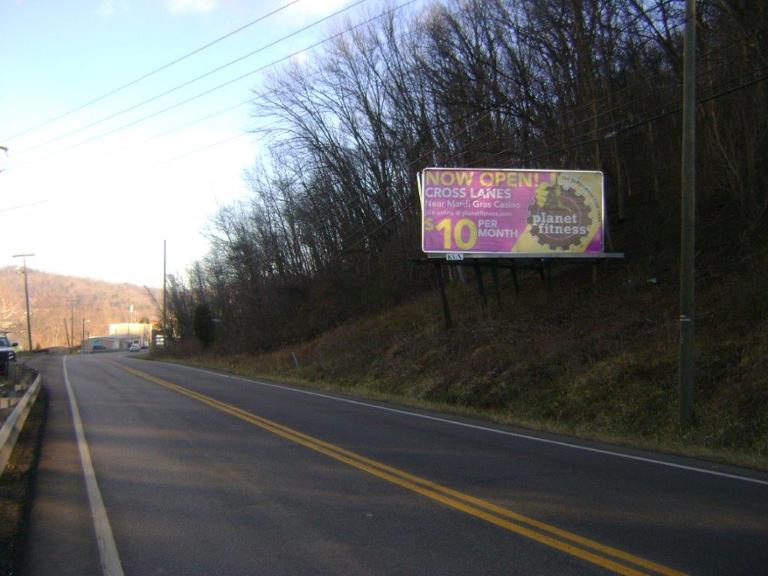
[419,168,604,256]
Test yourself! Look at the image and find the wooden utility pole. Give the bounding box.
[64,319,71,348]
[71,300,76,352]
[163,240,167,339]
[679,0,697,427]
[12,253,34,352]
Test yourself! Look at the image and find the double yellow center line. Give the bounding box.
[115,362,685,576]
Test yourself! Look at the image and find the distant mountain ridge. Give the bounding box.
[0,266,160,349]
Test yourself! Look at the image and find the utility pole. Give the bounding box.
[163,240,167,341]
[82,318,89,353]
[12,253,34,352]
[679,0,697,427]
[71,300,76,352]
[63,319,71,348]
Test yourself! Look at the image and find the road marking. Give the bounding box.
[63,356,125,576]
[116,361,686,576]
[152,360,768,487]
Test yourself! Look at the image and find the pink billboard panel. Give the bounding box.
[420,168,604,255]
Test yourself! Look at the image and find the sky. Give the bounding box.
[0,0,412,288]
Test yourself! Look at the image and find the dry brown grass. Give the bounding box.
[0,387,46,576]
[159,248,768,470]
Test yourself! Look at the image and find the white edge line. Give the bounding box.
[143,359,768,487]
[63,356,126,576]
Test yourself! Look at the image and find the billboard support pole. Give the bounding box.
[473,264,488,314]
[434,262,453,330]
[679,0,696,427]
[491,263,503,310]
[510,265,520,295]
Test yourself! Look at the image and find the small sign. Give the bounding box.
[446,253,464,261]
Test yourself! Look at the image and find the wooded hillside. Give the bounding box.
[165,0,766,352]
[0,267,159,349]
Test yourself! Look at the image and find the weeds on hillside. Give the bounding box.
[158,251,768,469]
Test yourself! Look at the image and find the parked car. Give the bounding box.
[129,342,141,352]
[0,335,18,375]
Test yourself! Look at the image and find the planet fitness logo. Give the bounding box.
[527,177,593,250]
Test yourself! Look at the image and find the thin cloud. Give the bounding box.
[97,0,131,17]
[98,0,115,16]
[299,0,350,16]
[97,0,128,16]
[168,0,219,14]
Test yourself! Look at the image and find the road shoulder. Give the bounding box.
[21,356,102,576]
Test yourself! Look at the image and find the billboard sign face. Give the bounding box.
[420,168,604,256]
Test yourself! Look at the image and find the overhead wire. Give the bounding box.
[9,0,747,175]
[68,4,756,256]
[145,117,286,170]
[0,0,302,143]
[278,71,658,252]
[338,65,768,255]
[7,0,420,173]
[417,20,764,173]
[0,200,50,213]
[139,56,767,253]
[473,67,768,169]
[49,18,420,169]
[156,132,251,166]
[10,0,371,158]
[1,0,428,246]
[137,5,759,192]
[403,20,765,177]
[8,0,762,261]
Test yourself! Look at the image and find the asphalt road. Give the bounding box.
[21,353,768,575]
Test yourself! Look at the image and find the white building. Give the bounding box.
[109,322,152,347]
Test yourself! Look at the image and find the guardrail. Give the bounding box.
[0,373,42,478]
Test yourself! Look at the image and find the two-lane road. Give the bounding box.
[23,353,768,575]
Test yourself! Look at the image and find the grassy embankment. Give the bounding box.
[158,239,768,471]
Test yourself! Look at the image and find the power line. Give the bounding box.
[7,0,419,173]
[149,131,251,167]
[50,22,419,169]
[0,200,49,213]
[10,0,751,175]
[145,97,255,143]
[415,22,764,172]
[0,0,302,143]
[339,68,768,254]
[132,8,768,181]
[292,89,655,253]
[504,69,768,167]
[434,54,768,171]
[11,0,371,158]
[104,13,763,255]
[14,45,755,255]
